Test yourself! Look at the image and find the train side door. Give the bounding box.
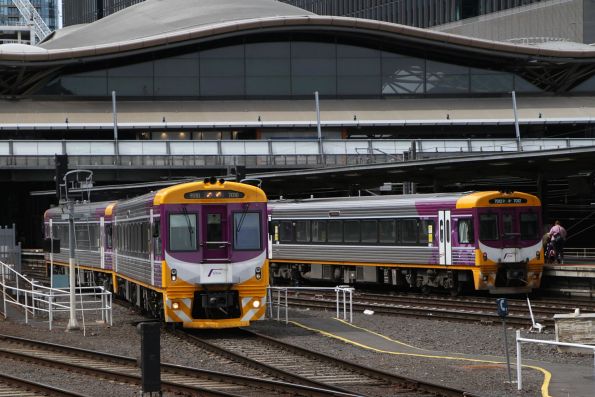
[438,210,452,265]
[201,205,229,261]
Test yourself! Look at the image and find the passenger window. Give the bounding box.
[361,220,378,243]
[279,221,294,242]
[311,221,327,242]
[295,220,311,242]
[169,213,197,251]
[344,220,360,243]
[328,220,343,243]
[399,219,418,244]
[479,214,499,240]
[457,219,474,244]
[379,220,396,243]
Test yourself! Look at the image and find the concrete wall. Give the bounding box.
[432,0,584,43]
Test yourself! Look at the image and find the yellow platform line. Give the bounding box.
[289,319,552,397]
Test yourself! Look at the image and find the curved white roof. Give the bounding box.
[41,0,312,50]
[0,43,48,54]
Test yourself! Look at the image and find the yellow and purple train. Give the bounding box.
[44,179,269,328]
[269,191,543,294]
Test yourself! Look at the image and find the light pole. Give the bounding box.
[63,170,93,332]
[66,196,79,331]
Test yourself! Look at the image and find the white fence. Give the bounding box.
[516,330,595,391]
[0,261,112,331]
[267,286,354,324]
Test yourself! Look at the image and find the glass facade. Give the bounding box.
[39,40,541,98]
[0,0,58,30]
[63,0,145,26]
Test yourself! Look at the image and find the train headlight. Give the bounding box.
[172,302,180,310]
[482,252,487,261]
[255,267,262,280]
[536,251,540,259]
[252,300,261,308]
[171,268,177,281]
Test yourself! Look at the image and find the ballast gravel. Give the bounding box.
[0,301,591,397]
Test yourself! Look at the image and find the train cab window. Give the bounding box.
[502,213,514,239]
[361,220,378,243]
[520,212,539,240]
[233,212,261,250]
[295,220,311,242]
[457,218,474,244]
[328,220,343,243]
[311,221,327,243]
[379,220,396,243]
[169,213,197,251]
[344,220,360,243]
[479,213,499,240]
[279,221,294,242]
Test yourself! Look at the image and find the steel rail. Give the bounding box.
[0,372,87,397]
[177,328,482,397]
[0,333,342,397]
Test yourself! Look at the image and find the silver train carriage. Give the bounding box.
[269,191,543,294]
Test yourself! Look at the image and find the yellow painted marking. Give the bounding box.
[289,319,552,397]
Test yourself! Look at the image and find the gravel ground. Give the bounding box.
[0,300,591,397]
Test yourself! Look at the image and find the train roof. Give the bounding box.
[153,180,267,205]
[269,191,540,213]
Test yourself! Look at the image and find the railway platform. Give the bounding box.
[283,311,595,397]
[543,259,595,298]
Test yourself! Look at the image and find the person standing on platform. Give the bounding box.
[548,220,567,264]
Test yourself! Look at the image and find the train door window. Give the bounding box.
[520,212,539,240]
[457,218,474,244]
[169,213,197,251]
[279,221,294,242]
[311,221,327,243]
[479,213,499,240]
[328,220,343,243]
[379,220,396,243]
[344,220,360,243]
[233,212,261,250]
[399,219,418,244]
[502,213,514,239]
[361,220,378,243]
[106,224,113,249]
[295,220,311,242]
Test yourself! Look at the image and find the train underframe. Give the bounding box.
[270,262,539,294]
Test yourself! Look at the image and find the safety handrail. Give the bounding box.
[267,286,354,324]
[0,260,112,330]
[516,330,595,391]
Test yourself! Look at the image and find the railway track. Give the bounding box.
[177,328,481,397]
[0,373,86,397]
[0,333,354,396]
[280,290,595,327]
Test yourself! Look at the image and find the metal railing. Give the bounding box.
[564,248,595,260]
[516,330,595,391]
[0,138,593,169]
[0,261,112,331]
[267,286,354,324]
